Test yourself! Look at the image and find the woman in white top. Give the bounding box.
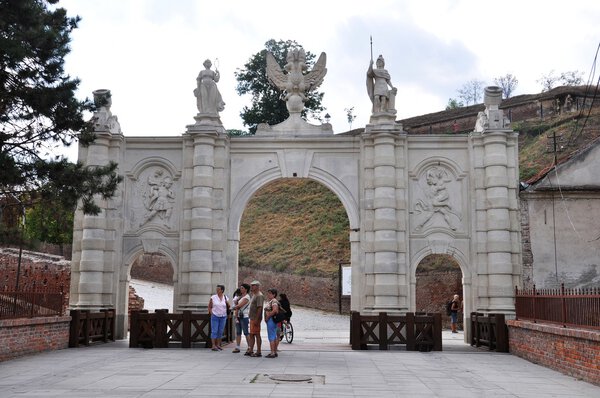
[208,284,229,351]
[232,283,251,353]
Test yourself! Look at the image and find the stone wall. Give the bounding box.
[130,253,173,285]
[508,320,600,386]
[0,316,71,362]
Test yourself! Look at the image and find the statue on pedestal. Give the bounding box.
[265,48,327,116]
[366,55,397,116]
[194,59,225,115]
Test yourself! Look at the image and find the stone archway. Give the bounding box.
[68,62,521,339]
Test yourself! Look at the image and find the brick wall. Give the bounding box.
[130,253,173,285]
[416,270,463,328]
[0,316,71,362]
[239,267,350,313]
[508,320,600,386]
[1,248,71,291]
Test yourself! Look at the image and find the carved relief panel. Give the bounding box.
[125,163,181,233]
[409,162,467,235]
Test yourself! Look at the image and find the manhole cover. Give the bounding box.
[269,374,312,382]
[248,373,325,384]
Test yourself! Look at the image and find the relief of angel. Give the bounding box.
[414,167,461,231]
[266,48,327,114]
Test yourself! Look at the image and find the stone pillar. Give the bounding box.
[70,89,123,312]
[477,87,518,314]
[180,120,227,312]
[363,123,408,313]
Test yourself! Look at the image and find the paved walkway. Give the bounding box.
[1,308,598,397]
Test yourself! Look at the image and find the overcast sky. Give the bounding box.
[59,0,599,148]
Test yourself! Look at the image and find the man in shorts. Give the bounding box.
[246,280,264,357]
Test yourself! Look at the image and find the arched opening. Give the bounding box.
[238,178,351,315]
[128,252,175,315]
[415,254,463,331]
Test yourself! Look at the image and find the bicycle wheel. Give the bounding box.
[284,321,294,343]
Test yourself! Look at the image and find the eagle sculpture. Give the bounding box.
[266,48,327,114]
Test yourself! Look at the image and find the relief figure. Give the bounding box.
[414,166,461,231]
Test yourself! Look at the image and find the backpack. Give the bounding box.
[445,300,453,316]
[273,307,286,323]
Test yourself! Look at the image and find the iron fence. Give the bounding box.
[0,287,65,319]
[515,284,600,330]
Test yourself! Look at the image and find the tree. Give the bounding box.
[494,74,518,99]
[25,200,73,255]
[344,107,357,130]
[0,0,121,217]
[234,39,326,134]
[537,70,584,92]
[445,98,464,110]
[457,79,486,105]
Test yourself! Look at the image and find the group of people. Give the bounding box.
[207,280,291,359]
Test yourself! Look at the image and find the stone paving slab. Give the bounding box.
[1,337,598,398]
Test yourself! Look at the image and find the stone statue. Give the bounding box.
[366,55,397,115]
[414,167,460,231]
[265,48,327,115]
[140,169,175,227]
[92,89,121,134]
[194,59,225,115]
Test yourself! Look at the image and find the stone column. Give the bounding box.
[70,89,123,312]
[363,124,408,313]
[478,87,517,314]
[180,132,217,310]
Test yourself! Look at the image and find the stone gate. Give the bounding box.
[69,52,521,339]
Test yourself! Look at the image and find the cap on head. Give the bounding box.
[251,280,261,286]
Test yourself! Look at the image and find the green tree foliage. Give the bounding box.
[494,73,519,99]
[445,98,464,110]
[234,39,325,134]
[0,0,121,217]
[25,200,73,252]
[344,107,357,130]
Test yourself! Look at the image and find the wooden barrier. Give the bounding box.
[69,309,115,347]
[129,309,233,349]
[470,312,508,352]
[350,312,442,351]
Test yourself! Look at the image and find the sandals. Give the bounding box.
[244,351,252,356]
[265,353,277,358]
[232,348,240,353]
[211,348,219,351]
[250,352,262,357]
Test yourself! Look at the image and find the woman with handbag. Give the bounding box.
[264,288,281,358]
[231,283,251,353]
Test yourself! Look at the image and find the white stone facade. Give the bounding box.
[70,80,521,339]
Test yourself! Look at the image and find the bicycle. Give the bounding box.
[279,319,293,343]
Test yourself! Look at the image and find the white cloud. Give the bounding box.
[59,0,599,149]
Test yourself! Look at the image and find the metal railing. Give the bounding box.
[0,287,65,319]
[515,284,600,330]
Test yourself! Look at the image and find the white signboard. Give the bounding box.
[342,266,351,296]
